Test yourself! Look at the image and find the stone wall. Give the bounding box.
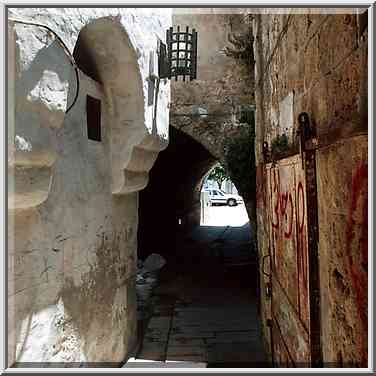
[168,9,255,228]
[7,8,171,365]
[171,9,254,160]
[253,9,368,366]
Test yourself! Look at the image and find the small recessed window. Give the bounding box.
[86,95,101,142]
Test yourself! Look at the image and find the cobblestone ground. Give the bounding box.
[125,216,269,368]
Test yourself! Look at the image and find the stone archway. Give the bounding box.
[138,126,216,260]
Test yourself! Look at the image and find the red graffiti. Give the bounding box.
[270,169,300,240]
[345,162,368,366]
[268,166,309,326]
[280,192,293,238]
[271,169,280,230]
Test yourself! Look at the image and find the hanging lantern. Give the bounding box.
[159,26,198,81]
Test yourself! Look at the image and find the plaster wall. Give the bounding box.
[8,7,171,140]
[8,8,171,365]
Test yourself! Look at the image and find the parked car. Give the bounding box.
[203,188,243,206]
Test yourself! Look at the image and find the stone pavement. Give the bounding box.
[125,222,269,368]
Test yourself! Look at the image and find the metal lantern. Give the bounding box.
[159,26,198,81]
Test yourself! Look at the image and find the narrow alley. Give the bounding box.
[127,206,267,367]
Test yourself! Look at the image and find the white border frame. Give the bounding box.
[1,1,374,373]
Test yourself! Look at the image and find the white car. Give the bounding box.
[204,188,243,206]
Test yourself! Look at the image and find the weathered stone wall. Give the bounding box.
[169,9,255,227]
[7,8,171,365]
[253,9,368,366]
[171,9,254,159]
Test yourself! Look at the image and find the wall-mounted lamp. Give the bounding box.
[159,26,198,81]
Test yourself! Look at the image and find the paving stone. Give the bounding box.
[171,328,216,336]
[173,321,257,330]
[136,353,165,362]
[207,343,267,363]
[164,361,207,367]
[167,345,207,360]
[147,317,171,327]
[143,337,169,345]
[206,332,261,344]
[174,311,257,319]
[167,353,207,362]
[136,224,267,367]
[144,329,169,340]
[168,338,205,347]
[124,359,166,367]
[170,334,215,340]
[137,343,166,361]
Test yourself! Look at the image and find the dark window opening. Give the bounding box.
[86,95,101,142]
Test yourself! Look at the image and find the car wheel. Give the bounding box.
[227,198,237,207]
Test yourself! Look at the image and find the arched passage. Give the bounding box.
[136,124,266,366]
[138,126,216,259]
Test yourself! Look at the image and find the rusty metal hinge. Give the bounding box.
[265,282,272,298]
[300,116,323,366]
[262,141,270,163]
[261,253,271,276]
[297,112,318,169]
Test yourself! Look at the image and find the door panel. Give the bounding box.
[266,154,316,366]
[272,278,310,366]
[272,317,294,367]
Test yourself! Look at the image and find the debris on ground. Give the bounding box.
[141,253,166,273]
[136,253,166,321]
